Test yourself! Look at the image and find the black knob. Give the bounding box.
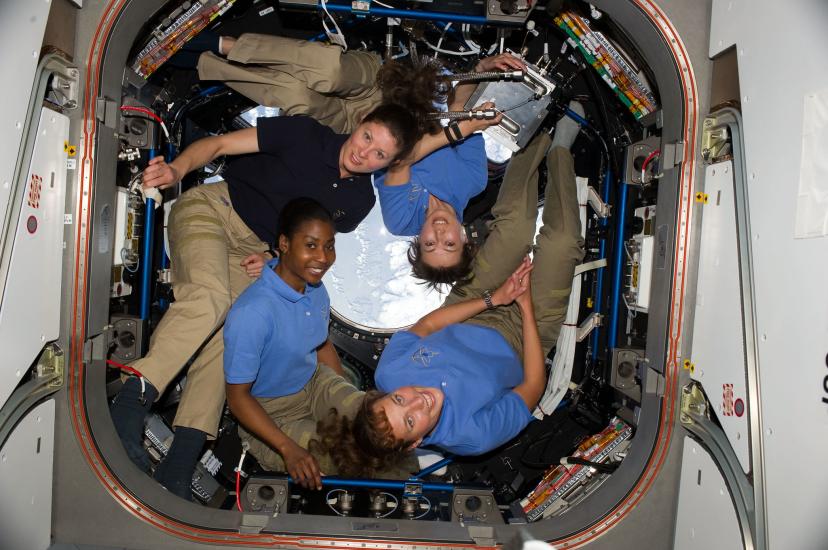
[499,0,517,14]
[257,485,276,501]
[465,496,482,512]
[618,361,635,379]
[633,155,646,172]
[629,216,645,235]
[117,331,135,348]
[128,119,146,135]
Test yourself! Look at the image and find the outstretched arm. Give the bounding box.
[142,127,259,190]
[226,382,323,490]
[383,103,500,187]
[450,53,527,111]
[409,258,533,338]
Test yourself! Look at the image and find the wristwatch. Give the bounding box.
[482,289,495,310]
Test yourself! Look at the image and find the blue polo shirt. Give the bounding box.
[223,259,330,398]
[374,135,487,236]
[374,323,533,455]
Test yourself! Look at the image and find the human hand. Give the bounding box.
[491,256,533,307]
[282,441,323,490]
[514,260,534,312]
[476,52,526,73]
[142,156,181,190]
[240,253,267,278]
[461,101,503,134]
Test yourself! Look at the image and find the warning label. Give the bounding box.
[28,174,42,209]
[722,383,735,416]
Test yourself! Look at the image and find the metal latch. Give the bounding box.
[96,97,118,128]
[701,115,731,162]
[680,381,710,425]
[660,140,685,170]
[36,344,65,388]
[238,513,269,535]
[468,525,497,547]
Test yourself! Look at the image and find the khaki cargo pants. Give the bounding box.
[198,34,382,133]
[239,365,418,479]
[133,181,268,438]
[444,133,585,357]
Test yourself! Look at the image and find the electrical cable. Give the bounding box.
[621,292,637,318]
[561,456,618,474]
[235,445,248,512]
[325,489,349,516]
[392,40,409,60]
[413,495,432,520]
[423,36,478,56]
[106,359,146,402]
[433,22,452,59]
[235,471,242,512]
[319,0,347,50]
[378,492,399,518]
[623,240,634,262]
[105,358,142,378]
[640,148,660,183]
[119,105,170,142]
[460,23,481,54]
[120,248,140,273]
[500,96,535,113]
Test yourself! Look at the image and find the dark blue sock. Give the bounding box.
[153,426,207,501]
[110,376,158,473]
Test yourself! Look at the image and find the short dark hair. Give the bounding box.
[407,237,478,291]
[361,103,422,162]
[278,197,334,242]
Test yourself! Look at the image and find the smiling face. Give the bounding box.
[339,121,401,176]
[276,219,336,292]
[418,198,466,269]
[375,386,445,447]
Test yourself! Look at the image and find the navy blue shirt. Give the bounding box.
[375,324,533,455]
[223,259,331,398]
[224,116,376,245]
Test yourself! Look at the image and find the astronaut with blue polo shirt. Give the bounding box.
[222,198,418,489]
[366,104,586,458]
[375,106,501,289]
[374,134,488,238]
[374,322,533,455]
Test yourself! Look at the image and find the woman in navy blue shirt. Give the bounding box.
[110,105,420,500]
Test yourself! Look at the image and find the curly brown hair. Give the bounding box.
[376,59,445,135]
[313,390,413,478]
[407,237,478,292]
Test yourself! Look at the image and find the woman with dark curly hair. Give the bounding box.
[199,33,454,134]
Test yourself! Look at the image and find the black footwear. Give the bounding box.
[110,376,158,473]
[153,426,207,501]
